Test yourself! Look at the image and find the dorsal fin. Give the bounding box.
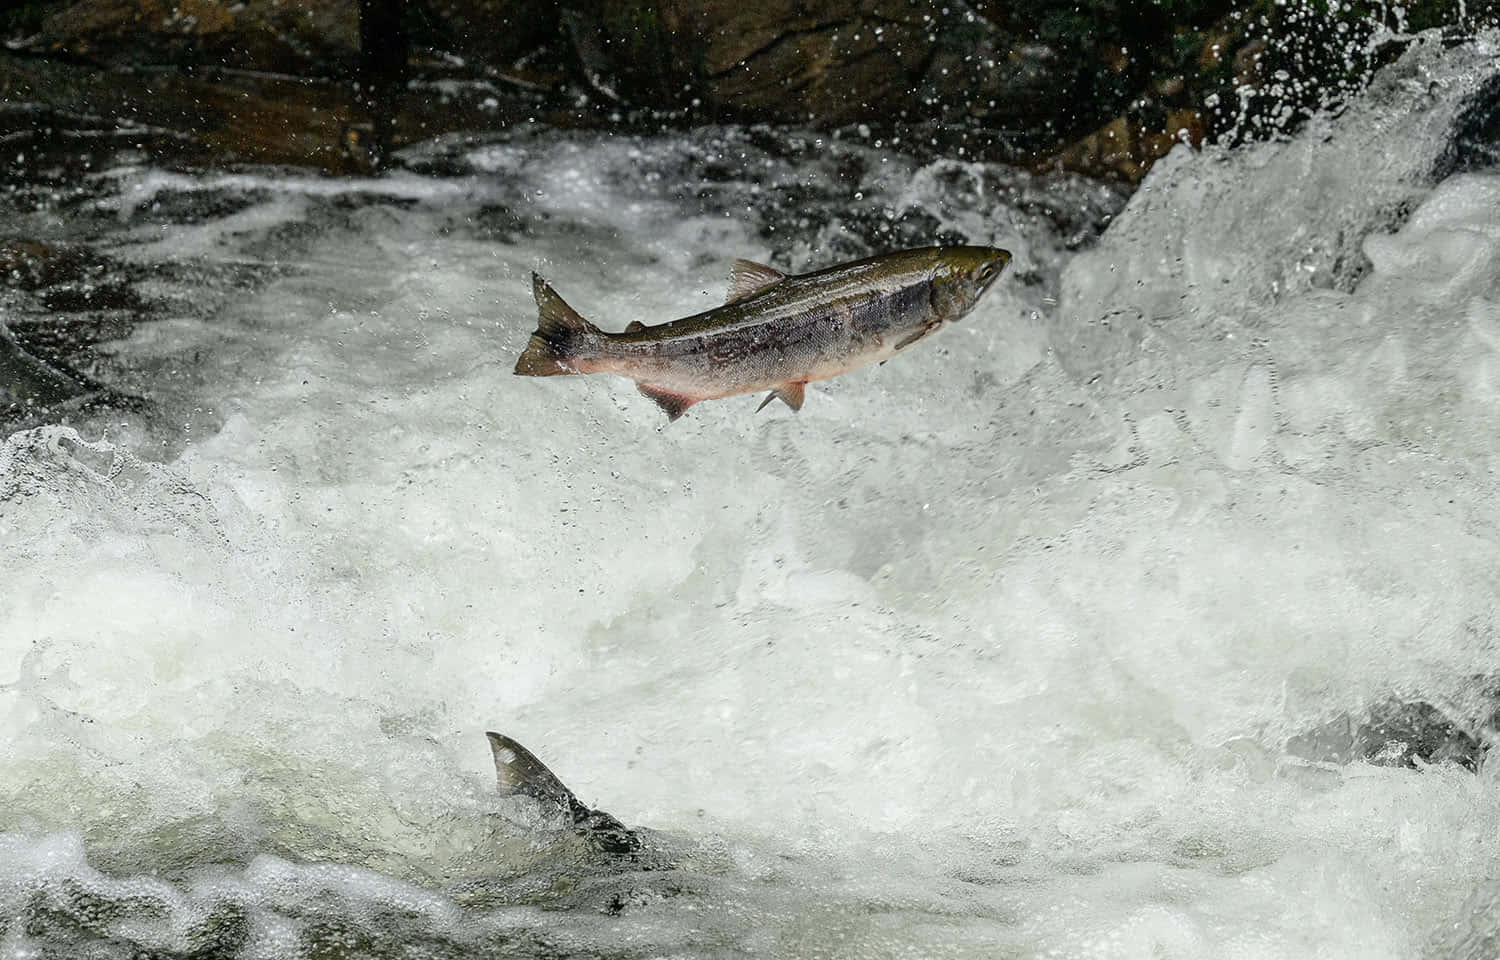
[487,732,584,815]
[726,258,786,303]
[486,732,641,853]
[624,320,646,333]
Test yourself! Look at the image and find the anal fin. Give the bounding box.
[756,382,805,413]
[637,383,698,421]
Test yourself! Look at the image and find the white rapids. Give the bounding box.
[2,29,1499,960]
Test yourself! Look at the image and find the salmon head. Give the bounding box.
[929,246,1012,322]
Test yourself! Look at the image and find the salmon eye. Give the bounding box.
[978,263,996,283]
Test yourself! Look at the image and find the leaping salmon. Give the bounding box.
[513,245,1012,420]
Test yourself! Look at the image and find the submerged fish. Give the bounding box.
[513,245,1012,420]
[473,733,734,917]
[487,731,642,857]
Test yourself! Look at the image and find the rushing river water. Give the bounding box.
[3,31,1500,960]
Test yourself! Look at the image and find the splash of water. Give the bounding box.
[1,29,1498,960]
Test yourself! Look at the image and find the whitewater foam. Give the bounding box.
[1,29,1499,960]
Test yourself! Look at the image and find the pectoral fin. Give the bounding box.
[756,382,805,413]
[637,383,697,421]
[894,324,935,351]
[726,259,787,303]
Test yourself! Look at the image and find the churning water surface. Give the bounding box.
[3,31,1500,960]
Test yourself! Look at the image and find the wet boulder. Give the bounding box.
[0,240,143,428]
[28,0,360,74]
[424,0,953,124]
[421,0,564,70]
[1286,688,1499,772]
[660,1,948,124]
[419,0,1144,147]
[5,0,1495,184]
[0,323,96,420]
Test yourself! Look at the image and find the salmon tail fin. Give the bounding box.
[514,273,603,377]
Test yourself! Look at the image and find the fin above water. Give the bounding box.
[637,383,698,421]
[624,320,647,333]
[726,258,786,303]
[487,731,584,815]
[485,731,643,856]
[756,382,805,413]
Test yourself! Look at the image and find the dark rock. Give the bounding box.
[1432,71,1500,180]
[0,321,98,416]
[422,0,562,67]
[0,240,140,426]
[411,0,1184,157]
[1286,685,1500,772]
[691,1,940,124]
[0,53,351,172]
[1041,107,1208,183]
[3,1,1496,187]
[0,100,212,187]
[0,240,142,314]
[32,0,360,74]
[1,240,94,291]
